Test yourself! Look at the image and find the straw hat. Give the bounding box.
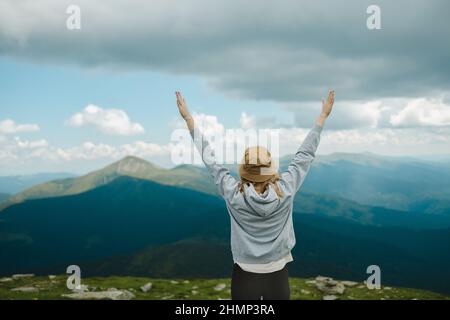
[238,146,278,182]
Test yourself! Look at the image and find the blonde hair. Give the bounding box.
[239,173,284,198]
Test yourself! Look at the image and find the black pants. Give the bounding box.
[231,263,290,300]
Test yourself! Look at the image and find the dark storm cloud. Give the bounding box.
[1,0,449,102]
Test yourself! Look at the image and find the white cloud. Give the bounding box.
[0,119,40,134]
[390,98,450,127]
[67,104,145,136]
[240,112,256,130]
[192,113,225,136]
[14,137,48,148]
[37,141,171,162]
[0,133,171,167]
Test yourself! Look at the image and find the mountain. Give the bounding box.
[1,176,450,294]
[3,155,450,229]
[0,156,211,211]
[293,192,450,229]
[282,152,450,214]
[0,193,9,202]
[0,176,228,275]
[0,172,76,194]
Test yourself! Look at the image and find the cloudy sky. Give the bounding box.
[1,0,450,174]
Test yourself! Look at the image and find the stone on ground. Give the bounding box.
[140,282,153,293]
[62,289,135,300]
[214,283,226,291]
[12,274,34,279]
[11,286,39,293]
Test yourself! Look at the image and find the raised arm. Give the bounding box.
[175,91,238,199]
[281,90,335,193]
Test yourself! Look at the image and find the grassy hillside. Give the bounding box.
[1,274,448,300]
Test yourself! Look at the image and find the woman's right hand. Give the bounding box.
[321,90,335,117]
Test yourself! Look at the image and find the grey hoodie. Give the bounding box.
[190,123,323,264]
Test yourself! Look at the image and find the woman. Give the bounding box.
[176,90,335,300]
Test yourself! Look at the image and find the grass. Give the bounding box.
[0,275,448,300]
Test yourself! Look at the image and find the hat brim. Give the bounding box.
[239,164,278,182]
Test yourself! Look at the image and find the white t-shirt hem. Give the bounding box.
[237,253,293,274]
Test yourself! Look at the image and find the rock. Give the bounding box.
[384,287,392,290]
[12,274,34,279]
[191,290,198,295]
[305,280,316,285]
[214,283,226,291]
[140,282,153,293]
[316,276,333,282]
[341,281,358,287]
[315,277,345,295]
[192,285,199,289]
[62,290,135,300]
[0,277,13,282]
[183,280,190,284]
[48,275,56,280]
[170,280,179,284]
[300,289,310,295]
[323,295,338,300]
[11,286,39,293]
[72,284,89,293]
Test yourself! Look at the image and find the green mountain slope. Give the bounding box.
[0,156,212,211]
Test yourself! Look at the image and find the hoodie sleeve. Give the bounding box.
[280,123,322,193]
[190,126,238,200]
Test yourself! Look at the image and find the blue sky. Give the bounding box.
[1,0,450,175]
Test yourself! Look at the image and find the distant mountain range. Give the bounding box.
[299,152,450,215]
[0,156,211,211]
[0,172,76,194]
[4,151,450,215]
[2,153,450,223]
[0,193,9,202]
[0,154,450,294]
